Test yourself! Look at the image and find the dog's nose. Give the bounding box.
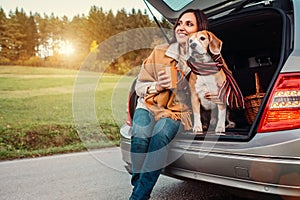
[190,43,197,49]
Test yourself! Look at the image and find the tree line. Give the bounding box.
[0,6,172,74]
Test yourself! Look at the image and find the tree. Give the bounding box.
[87,6,108,44]
[1,9,26,61]
[0,8,9,62]
[68,15,90,57]
[0,5,162,72]
[0,9,38,61]
[23,13,38,58]
[35,13,51,58]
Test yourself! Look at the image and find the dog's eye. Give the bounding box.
[200,36,206,41]
[189,39,193,43]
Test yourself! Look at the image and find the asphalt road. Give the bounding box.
[0,147,280,200]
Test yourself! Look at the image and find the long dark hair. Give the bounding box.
[169,9,208,44]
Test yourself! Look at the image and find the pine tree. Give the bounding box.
[0,8,9,62]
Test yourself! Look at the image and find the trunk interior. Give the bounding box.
[192,8,289,138]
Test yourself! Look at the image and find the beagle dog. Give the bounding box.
[187,30,236,134]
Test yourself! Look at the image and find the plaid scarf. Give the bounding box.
[187,55,245,109]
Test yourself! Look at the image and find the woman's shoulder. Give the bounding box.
[153,43,170,51]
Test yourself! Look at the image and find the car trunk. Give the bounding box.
[141,0,293,140]
[197,7,291,139]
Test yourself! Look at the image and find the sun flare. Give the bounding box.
[58,40,75,55]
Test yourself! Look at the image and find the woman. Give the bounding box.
[129,9,208,200]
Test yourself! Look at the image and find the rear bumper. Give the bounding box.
[166,145,300,197]
[120,124,300,197]
[163,166,300,197]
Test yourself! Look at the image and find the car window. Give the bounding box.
[163,0,193,11]
[145,0,244,23]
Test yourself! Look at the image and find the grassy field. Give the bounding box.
[0,66,134,160]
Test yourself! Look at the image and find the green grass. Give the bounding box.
[0,65,135,160]
[0,77,75,91]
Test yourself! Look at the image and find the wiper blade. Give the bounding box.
[231,0,272,13]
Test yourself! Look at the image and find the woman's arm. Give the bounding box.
[135,44,171,97]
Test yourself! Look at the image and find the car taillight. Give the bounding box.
[126,94,133,126]
[258,72,300,133]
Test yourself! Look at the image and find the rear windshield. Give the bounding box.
[163,0,193,11]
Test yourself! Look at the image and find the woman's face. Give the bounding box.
[175,12,198,46]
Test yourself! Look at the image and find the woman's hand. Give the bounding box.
[156,70,170,92]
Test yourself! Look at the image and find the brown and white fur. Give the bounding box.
[187,30,235,134]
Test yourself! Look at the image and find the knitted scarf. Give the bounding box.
[187,55,245,109]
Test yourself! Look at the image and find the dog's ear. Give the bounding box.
[208,31,222,55]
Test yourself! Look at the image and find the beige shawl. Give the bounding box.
[138,44,192,130]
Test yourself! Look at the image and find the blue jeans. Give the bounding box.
[129,108,181,200]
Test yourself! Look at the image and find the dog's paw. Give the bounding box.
[215,132,226,136]
[193,125,203,133]
[226,121,236,128]
[215,126,225,133]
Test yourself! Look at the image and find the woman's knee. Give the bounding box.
[132,109,155,138]
[153,118,180,139]
[132,109,154,126]
[153,118,181,142]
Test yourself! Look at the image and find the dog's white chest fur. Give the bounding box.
[195,74,219,109]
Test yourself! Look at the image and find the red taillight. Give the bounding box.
[258,72,300,133]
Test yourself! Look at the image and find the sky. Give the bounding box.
[0,0,160,18]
